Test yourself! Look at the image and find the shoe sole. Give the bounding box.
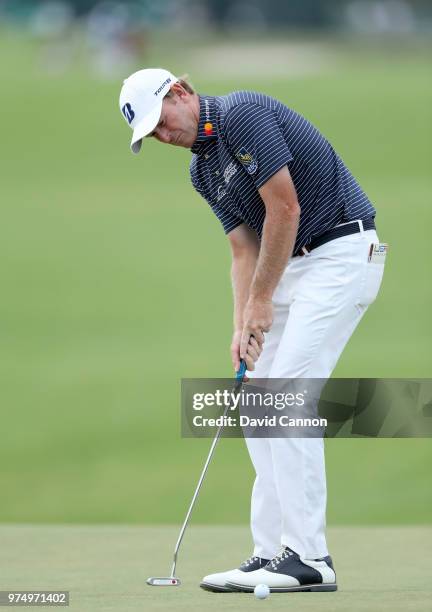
[200,581,234,593]
[226,581,338,593]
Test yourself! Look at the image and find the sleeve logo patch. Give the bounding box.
[235,147,258,174]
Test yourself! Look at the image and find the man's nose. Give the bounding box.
[154,127,171,144]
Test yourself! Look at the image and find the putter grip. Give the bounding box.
[236,359,247,382]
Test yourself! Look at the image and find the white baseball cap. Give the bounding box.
[119,68,178,154]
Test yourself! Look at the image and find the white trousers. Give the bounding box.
[246,229,384,560]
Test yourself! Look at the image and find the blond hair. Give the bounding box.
[165,73,195,97]
[178,74,195,94]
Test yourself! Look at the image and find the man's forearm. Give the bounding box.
[249,209,299,301]
[231,250,259,330]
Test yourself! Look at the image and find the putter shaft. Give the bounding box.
[170,363,246,578]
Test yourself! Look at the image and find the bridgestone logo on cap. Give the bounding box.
[154,78,171,96]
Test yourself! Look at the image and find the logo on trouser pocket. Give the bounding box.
[368,243,388,264]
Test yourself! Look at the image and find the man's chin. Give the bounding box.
[171,140,192,149]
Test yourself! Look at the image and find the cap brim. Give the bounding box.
[130,102,162,154]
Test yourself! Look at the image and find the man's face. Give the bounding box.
[147,85,199,149]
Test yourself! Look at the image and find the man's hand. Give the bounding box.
[240,297,273,368]
[231,328,264,375]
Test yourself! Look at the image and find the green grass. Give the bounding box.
[0,31,431,524]
[1,525,431,611]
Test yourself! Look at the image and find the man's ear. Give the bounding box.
[170,82,187,98]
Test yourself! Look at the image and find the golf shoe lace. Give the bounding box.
[270,547,293,570]
[243,555,259,567]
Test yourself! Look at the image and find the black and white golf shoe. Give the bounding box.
[225,546,337,593]
[200,555,270,593]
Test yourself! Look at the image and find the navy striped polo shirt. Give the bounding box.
[189,92,376,255]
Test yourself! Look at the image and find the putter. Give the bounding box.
[147,359,247,587]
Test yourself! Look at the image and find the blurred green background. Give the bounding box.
[1,2,431,527]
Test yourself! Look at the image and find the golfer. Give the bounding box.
[119,68,386,593]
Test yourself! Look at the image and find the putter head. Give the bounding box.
[147,577,181,586]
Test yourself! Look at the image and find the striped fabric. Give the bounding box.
[190,92,375,256]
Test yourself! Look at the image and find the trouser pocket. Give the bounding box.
[356,260,385,310]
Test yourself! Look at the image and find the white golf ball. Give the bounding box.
[254,583,270,599]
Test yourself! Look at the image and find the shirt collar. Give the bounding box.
[191,95,218,154]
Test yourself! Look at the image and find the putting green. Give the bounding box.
[1,525,430,611]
